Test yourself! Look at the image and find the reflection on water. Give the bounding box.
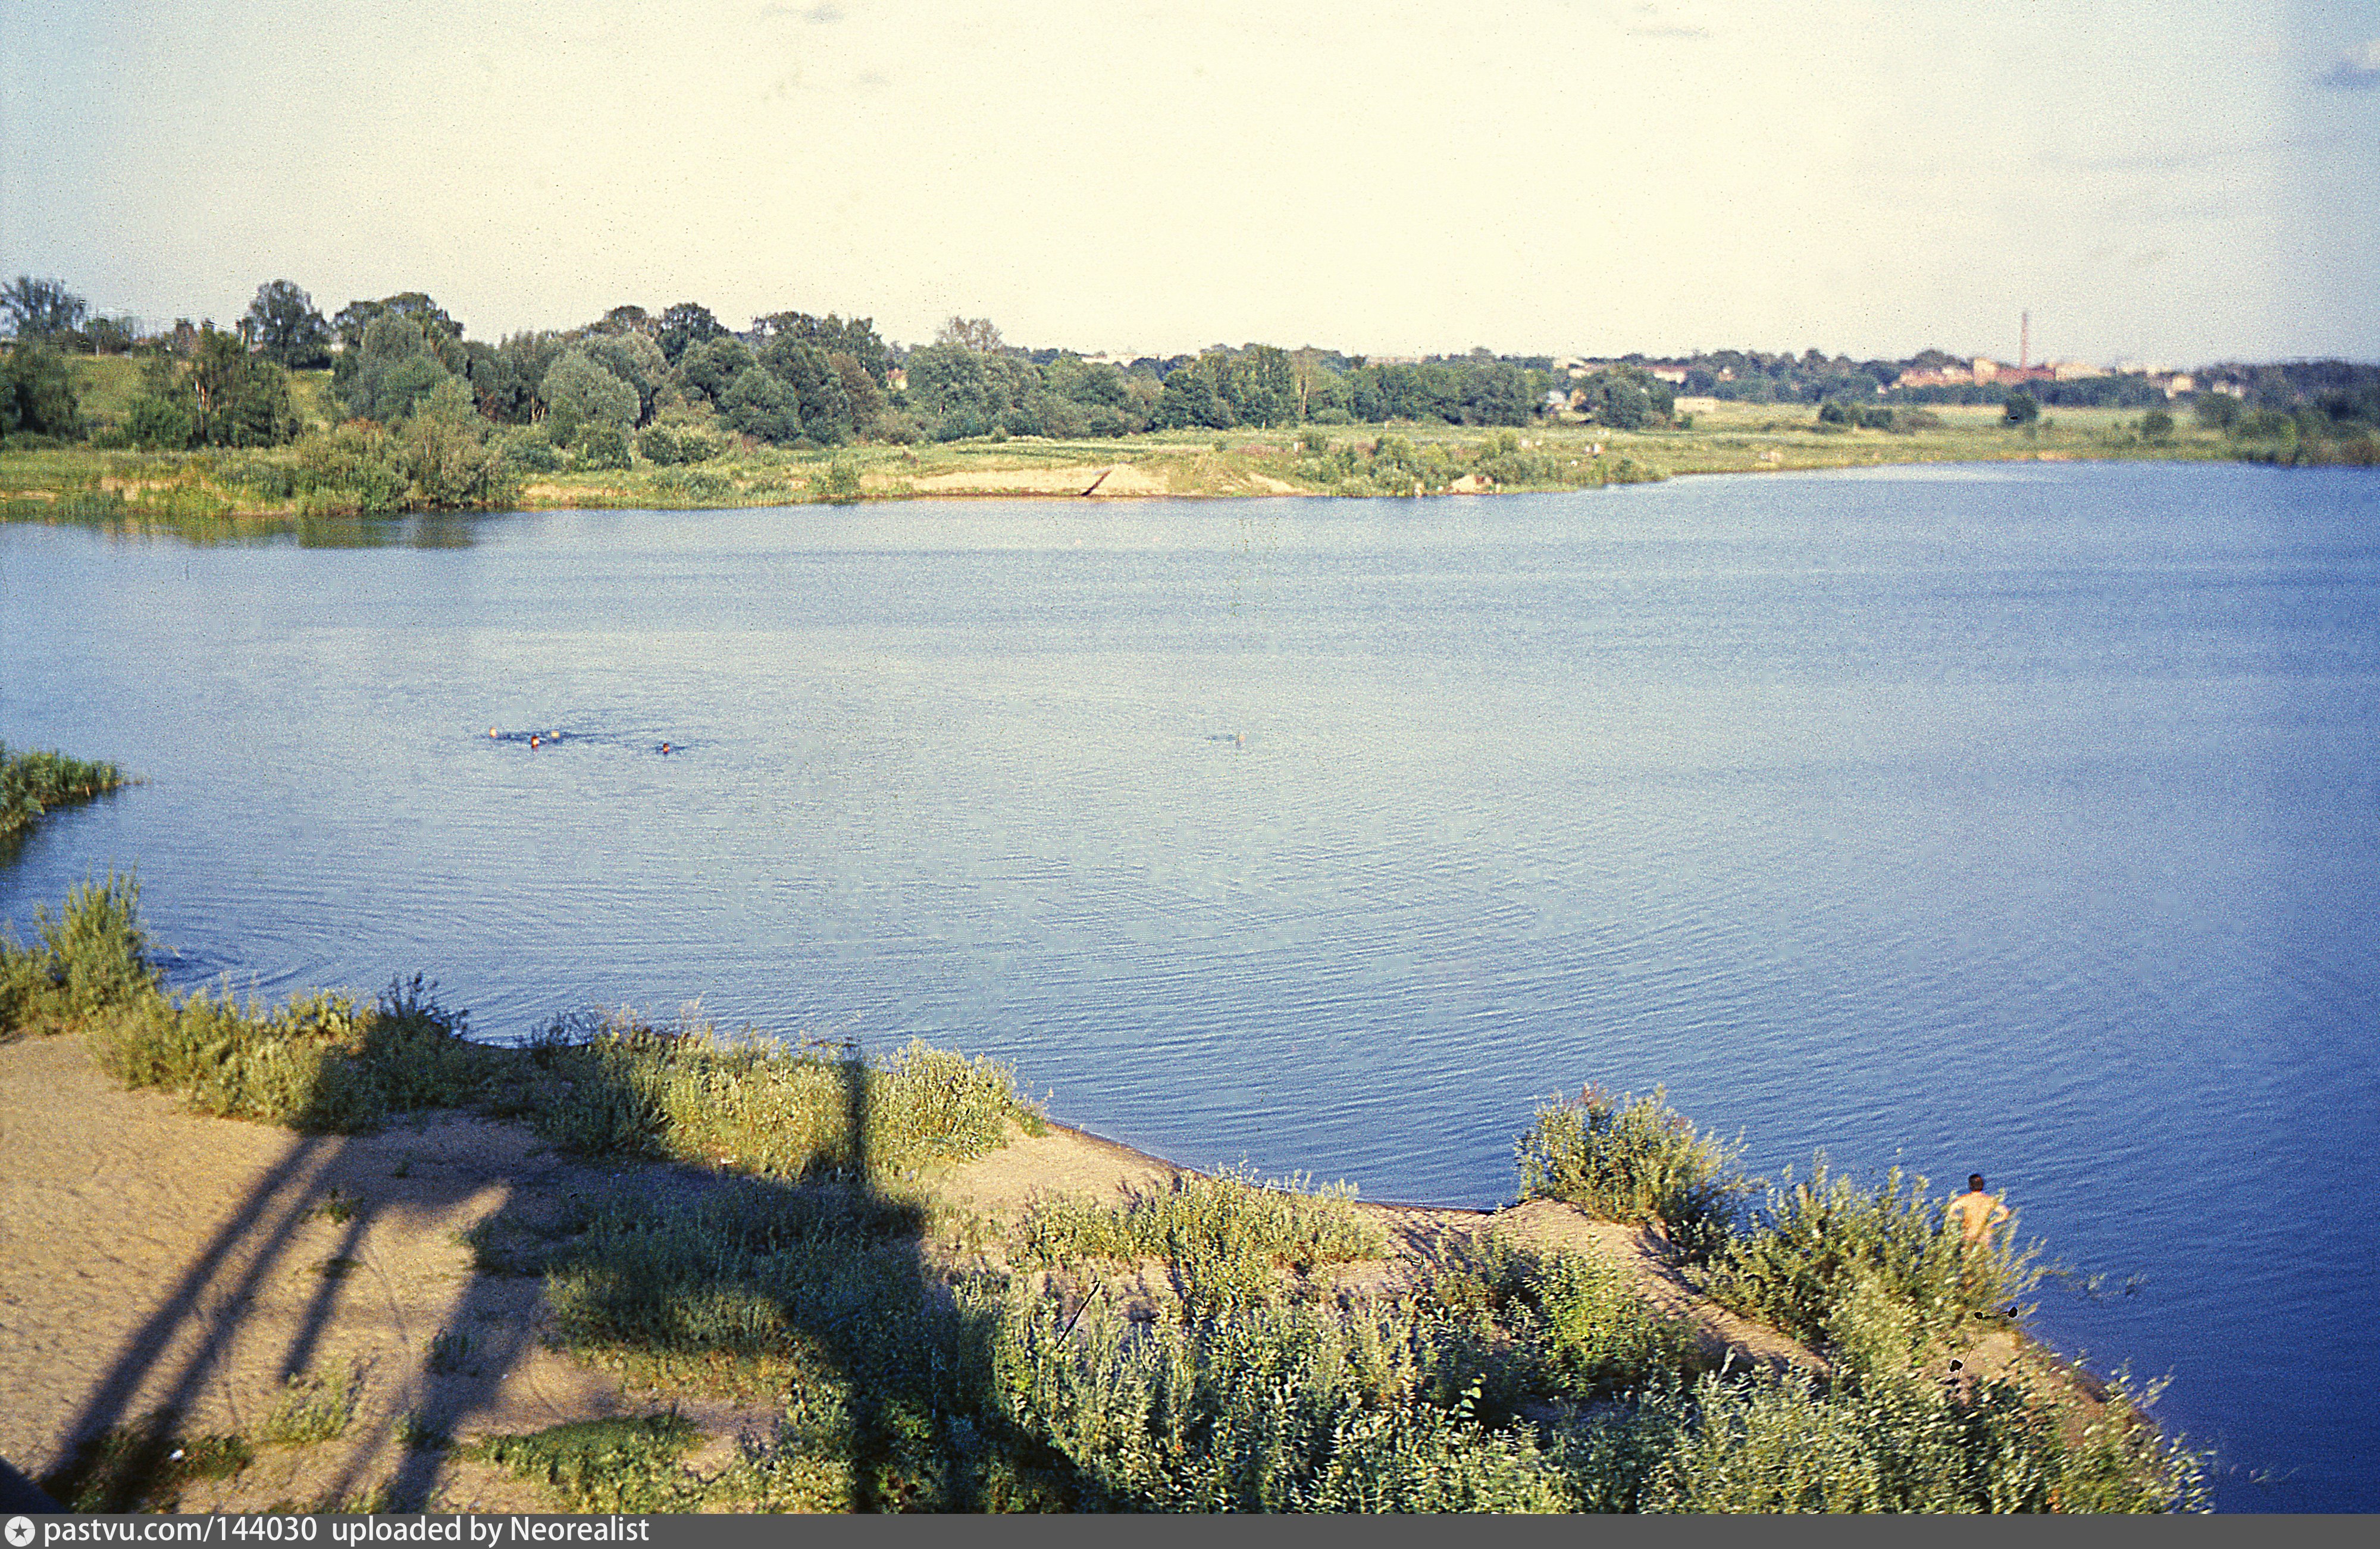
[3,463,2375,1510]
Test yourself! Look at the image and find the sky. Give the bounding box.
[4,0,2376,366]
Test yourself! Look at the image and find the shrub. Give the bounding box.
[1514,1084,1752,1259]
[574,422,632,471]
[1695,1156,2044,1363]
[0,871,155,1038]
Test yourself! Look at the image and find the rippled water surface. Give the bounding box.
[4,462,2374,1509]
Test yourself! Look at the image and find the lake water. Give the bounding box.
[3,461,2373,1511]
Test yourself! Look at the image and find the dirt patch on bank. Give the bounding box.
[904,463,1176,497]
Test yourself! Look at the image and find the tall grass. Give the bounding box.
[96,973,496,1133]
[1514,1084,1753,1259]
[521,1008,1041,1178]
[0,870,158,1039]
[1,742,129,839]
[1021,1166,1386,1318]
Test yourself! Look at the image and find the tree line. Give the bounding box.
[6,272,2375,486]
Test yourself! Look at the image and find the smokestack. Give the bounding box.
[2020,311,2030,371]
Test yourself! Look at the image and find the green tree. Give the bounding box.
[653,302,726,365]
[123,353,196,448]
[575,331,669,426]
[86,316,137,355]
[335,310,465,423]
[760,340,850,443]
[2003,391,2040,425]
[933,315,1003,353]
[1154,353,1234,429]
[719,365,801,443]
[1223,345,1297,428]
[903,341,999,438]
[466,331,566,424]
[331,293,461,353]
[831,350,884,436]
[540,347,640,443]
[1,277,86,346]
[191,328,298,447]
[402,376,517,504]
[678,335,757,406]
[242,281,332,368]
[0,344,83,439]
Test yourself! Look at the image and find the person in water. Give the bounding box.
[1947,1174,2011,1249]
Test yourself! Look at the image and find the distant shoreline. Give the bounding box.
[11,400,2360,533]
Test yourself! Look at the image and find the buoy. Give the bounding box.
[530,736,540,750]
[488,727,498,738]
[660,742,671,755]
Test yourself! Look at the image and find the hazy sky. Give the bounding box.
[5,0,2376,364]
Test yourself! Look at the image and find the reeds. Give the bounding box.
[1,742,129,839]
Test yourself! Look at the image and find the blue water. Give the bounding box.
[3,461,2373,1510]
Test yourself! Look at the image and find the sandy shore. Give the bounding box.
[7,1029,2041,1512]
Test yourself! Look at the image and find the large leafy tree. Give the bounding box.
[1,277,87,346]
[1,344,82,438]
[242,281,333,368]
[467,331,568,424]
[540,347,640,443]
[678,335,756,405]
[1154,354,1233,430]
[336,310,467,423]
[759,338,850,443]
[719,365,801,444]
[124,327,298,448]
[332,292,461,353]
[1222,346,1296,428]
[933,315,1003,354]
[575,331,669,426]
[756,311,891,386]
[653,302,726,365]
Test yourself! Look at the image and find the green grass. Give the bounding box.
[520,1008,1041,1180]
[459,1414,704,1513]
[40,1410,254,1512]
[256,1363,362,1446]
[0,870,158,1040]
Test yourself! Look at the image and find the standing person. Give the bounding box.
[1948,1174,2011,1249]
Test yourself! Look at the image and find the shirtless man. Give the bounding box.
[1947,1174,2011,1248]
